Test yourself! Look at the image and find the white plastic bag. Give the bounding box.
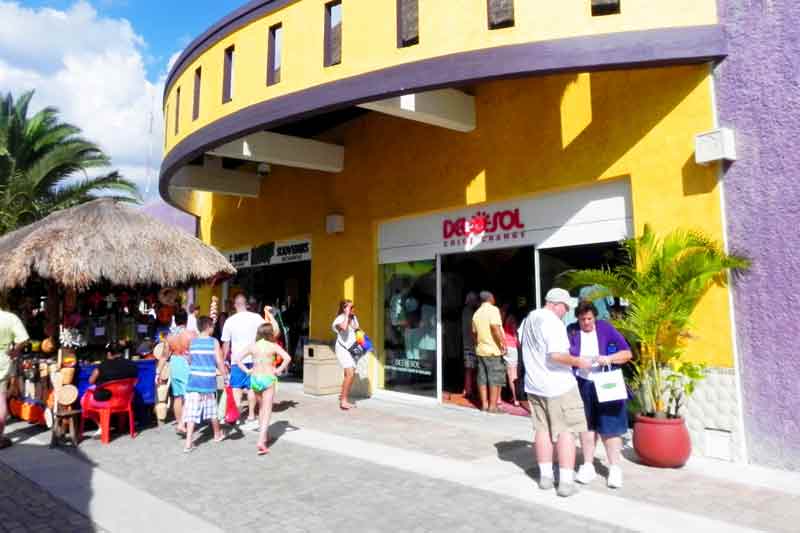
[593,367,627,403]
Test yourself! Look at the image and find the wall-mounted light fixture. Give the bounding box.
[326,213,345,234]
[695,128,737,165]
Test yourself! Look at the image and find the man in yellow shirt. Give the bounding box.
[0,305,29,449]
[472,291,506,413]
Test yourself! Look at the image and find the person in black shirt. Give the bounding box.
[89,343,138,400]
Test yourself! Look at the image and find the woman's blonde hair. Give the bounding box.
[256,323,275,342]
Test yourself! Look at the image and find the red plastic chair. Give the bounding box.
[80,378,138,444]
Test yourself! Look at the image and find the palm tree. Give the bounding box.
[561,224,749,418]
[0,90,140,235]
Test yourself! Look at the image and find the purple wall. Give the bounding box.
[716,0,800,470]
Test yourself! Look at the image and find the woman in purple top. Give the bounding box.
[567,301,632,489]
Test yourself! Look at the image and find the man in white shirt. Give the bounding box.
[221,293,265,426]
[519,288,591,497]
[0,305,28,449]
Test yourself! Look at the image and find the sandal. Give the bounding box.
[213,433,227,443]
[257,444,270,455]
[183,446,195,454]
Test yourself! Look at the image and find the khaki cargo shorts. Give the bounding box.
[477,355,506,386]
[528,386,587,442]
[0,355,11,394]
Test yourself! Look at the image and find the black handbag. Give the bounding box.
[340,339,366,361]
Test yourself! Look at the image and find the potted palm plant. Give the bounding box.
[562,225,749,467]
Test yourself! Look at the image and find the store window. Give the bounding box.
[382,260,437,397]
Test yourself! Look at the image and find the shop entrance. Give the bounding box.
[231,260,311,367]
[441,246,536,402]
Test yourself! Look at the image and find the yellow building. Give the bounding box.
[161,1,743,458]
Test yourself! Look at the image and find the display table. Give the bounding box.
[76,359,157,410]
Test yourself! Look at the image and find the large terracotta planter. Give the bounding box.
[633,414,691,468]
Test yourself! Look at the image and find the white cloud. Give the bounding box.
[0,1,169,200]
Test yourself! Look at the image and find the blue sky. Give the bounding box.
[0,1,252,201]
[20,0,249,81]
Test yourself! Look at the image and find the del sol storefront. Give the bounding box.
[372,180,633,403]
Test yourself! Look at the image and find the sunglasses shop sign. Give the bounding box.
[225,238,312,269]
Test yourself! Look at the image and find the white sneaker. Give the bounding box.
[607,465,623,489]
[575,463,597,484]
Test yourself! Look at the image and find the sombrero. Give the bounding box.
[158,287,179,306]
[57,384,79,406]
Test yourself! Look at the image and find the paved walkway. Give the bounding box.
[0,383,798,532]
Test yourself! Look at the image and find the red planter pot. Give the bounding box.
[633,414,691,468]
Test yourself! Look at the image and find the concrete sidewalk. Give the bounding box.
[1,383,797,532]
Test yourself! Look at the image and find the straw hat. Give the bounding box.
[57,384,78,406]
[41,337,56,354]
[158,287,178,306]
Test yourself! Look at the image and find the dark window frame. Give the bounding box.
[192,67,201,120]
[222,45,235,103]
[487,0,515,30]
[591,0,621,17]
[267,23,283,86]
[164,103,170,146]
[324,1,342,67]
[396,0,419,48]
[174,86,181,135]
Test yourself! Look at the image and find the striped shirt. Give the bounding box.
[186,337,218,394]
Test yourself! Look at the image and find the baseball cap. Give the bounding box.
[545,288,573,308]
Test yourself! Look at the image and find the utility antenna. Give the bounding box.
[145,92,155,196]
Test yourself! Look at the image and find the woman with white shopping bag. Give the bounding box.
[567,301,632,489]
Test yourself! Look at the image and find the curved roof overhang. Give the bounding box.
[160,24,727,206]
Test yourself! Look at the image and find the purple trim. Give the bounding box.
[159,24,726,205]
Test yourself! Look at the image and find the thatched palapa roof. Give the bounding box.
[0,198,235,290]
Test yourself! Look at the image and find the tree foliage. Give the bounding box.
[561,225,750,417]
[0,90,140,234]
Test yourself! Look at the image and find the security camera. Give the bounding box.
[257,162,271,175]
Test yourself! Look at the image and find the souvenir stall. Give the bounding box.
[0,199,235,444]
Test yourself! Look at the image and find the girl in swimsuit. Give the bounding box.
[238,322,291,455]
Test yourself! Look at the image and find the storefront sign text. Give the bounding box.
[442,208,526,250]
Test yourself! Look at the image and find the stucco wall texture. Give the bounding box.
[716,0,800,470]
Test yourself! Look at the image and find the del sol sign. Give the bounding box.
[442,208,526,251]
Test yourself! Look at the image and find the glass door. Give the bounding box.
[380,260,437,397]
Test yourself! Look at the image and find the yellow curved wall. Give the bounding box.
[164,0,717,155]
[185,64,734,369]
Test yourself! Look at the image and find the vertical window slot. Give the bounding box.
[223,45,235,103]
[397,0,419,48]
[324,1,342,67]
[488,0,514,30]
[268,24,283,86]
